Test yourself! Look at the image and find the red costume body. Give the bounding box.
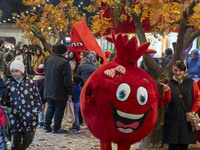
[80,31,159,150]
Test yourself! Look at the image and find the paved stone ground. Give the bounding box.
[25,121,140,150]
[6,120,200,150]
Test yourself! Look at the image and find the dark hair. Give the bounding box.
[173,60,186,71]
[69,51,76,59]
[0,39,4,46]
[36,46,42,51]
[165,48,173,55]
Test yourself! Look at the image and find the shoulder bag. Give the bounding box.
[175,84,200,131]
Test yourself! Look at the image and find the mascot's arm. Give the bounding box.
[159,89,171,108]
[191,81,200,112]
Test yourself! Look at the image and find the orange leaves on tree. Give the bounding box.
[188,4,200,30]
[90,0,200,35]
[23,0,46,6]
[15,0,84,45]
[91,15,113,36]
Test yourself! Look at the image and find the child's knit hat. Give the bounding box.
[35,64,45,75]
[10,55,24,73]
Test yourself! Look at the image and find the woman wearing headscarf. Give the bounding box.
[31,46,45,72]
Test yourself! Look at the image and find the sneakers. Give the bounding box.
[52,129,67,134]
[76,129,81,133]
[43,126,52,132]
[69,123,76,130]
[37,122,43,128]
[76,125,81,133]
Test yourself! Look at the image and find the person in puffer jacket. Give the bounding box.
[2,56,42,150]
[186,49,200,82]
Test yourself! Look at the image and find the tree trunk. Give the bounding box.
[132,12,189,150]
[31,29,52,54]
[40,36,52,54]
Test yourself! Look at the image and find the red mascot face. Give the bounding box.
[80,32,159,145]
[69,21,108,64]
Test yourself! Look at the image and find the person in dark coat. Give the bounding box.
[162,48,173,68]
[76,51,98,84]
[75,51,97,125]
[160,60,200,150]
[43,44,73,133]
[0,39,5,76]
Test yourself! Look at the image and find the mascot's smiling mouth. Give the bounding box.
[110,102,152,134]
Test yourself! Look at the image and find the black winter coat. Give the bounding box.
[43,54,73,101]
[163,77,196,144]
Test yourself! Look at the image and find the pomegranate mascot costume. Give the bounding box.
[80,31,159,150]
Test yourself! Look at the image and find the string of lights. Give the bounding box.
[0,0,91,24]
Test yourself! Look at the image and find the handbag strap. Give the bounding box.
[32,56,40,67]
[175,84,187,112]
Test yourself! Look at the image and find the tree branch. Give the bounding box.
[160,21,180,34]
[185,29,200,49]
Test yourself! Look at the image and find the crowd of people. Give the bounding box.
[0,37,200,150]
[0,39,104,150]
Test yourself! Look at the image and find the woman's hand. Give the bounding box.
[186,112,195,122]
[160,83,170,91]
[68,95,72,102]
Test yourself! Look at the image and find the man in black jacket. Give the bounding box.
[43,44,73,133]
[0,39,5,77]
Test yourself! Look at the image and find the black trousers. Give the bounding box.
[168,143,188,150]
[44,100,66,131]
[11,132,35,150]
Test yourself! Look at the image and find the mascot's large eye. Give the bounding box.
[77,41,83,47]
[71,42,76,47]
[116,83,131,101]
[137,86,148,105]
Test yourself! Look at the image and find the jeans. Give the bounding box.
[0,126,7,150]
[78,107,83,125]
[74,102,80,129]
[44,100,66,131]
[11,132,35,150]
[38,104,46,124]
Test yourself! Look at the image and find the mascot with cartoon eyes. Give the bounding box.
[69,21,107,64]
[80,31,159,150]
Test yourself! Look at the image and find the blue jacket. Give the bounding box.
[186,49,200,77]
[0,77,7,100]
[162,54,173,68]
[72,83,81,103]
